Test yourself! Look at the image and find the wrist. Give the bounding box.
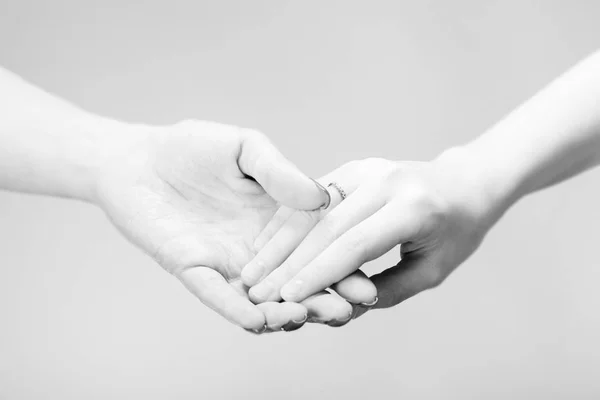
[433,145,523,231]
[77,116,153,204]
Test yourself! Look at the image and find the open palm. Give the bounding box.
[94,120,350,331]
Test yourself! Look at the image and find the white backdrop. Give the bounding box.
[0,1,599,398]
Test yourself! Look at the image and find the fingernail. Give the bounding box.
[247,323,268,335]
[280,280,304,300]
[309,178,331,211]
[326,310,353,328]
[281,314,308,332]
[359,296,379,308]
[249,281,274,302]
[292,314,308,324]
[352,296,378,319]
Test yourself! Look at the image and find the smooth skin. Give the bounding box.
[245,49,600,318]
[0,67,375,332]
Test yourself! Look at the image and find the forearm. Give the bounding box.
[0,68,143,202]
[450,51,600,220]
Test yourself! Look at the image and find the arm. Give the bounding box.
[0,67,145,201]
[243,50,600,313]
[0,66,364,332]
[458,49,600,221]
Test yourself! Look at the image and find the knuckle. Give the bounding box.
[405,183,432,206]
[360,157,397,175]
[344,159,362,170]
[341,158,396,188]
[361,157,393,169]
[401,185,450,226]
[381,166,406,188]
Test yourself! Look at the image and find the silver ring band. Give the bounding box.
[327,182,347,201]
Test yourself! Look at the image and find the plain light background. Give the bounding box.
[0,1,599,399]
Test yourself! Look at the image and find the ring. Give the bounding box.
[327,182,347,201]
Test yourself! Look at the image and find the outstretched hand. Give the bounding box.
[93,120,372,332]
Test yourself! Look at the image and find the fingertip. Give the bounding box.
[332,271,378,305]
[280,280,304,303]
[240,262,262,287]
[177,266,266,330]
[302,292,353,324]
[240,270,253,287]
[238,131,327,211]
[257,302,308,331]
[269,173,328,211]
[281,315,308,332]
[245,323,268,335]
[248,281,278,304]
[247,287,262,304]
[235,305,266,331]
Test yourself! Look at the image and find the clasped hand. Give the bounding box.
[95,120,503,334]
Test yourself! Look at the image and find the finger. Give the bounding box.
[244,174,353,287]
[280,203,415,302]
[251,167,347,253]
[370,255,442,310]
[331,270,378,305]
[237,130,328,210]
[301,291,353,327]
[249,185,385,303]
[256,302,308,332]
[252,206,295,252]
[177,266,266,331]
[243,208,319,287]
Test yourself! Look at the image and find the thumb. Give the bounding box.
[237,130,329,210]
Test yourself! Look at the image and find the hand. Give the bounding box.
[92,120,368,331]
[242,161,382,318]
[243,150,511,316]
